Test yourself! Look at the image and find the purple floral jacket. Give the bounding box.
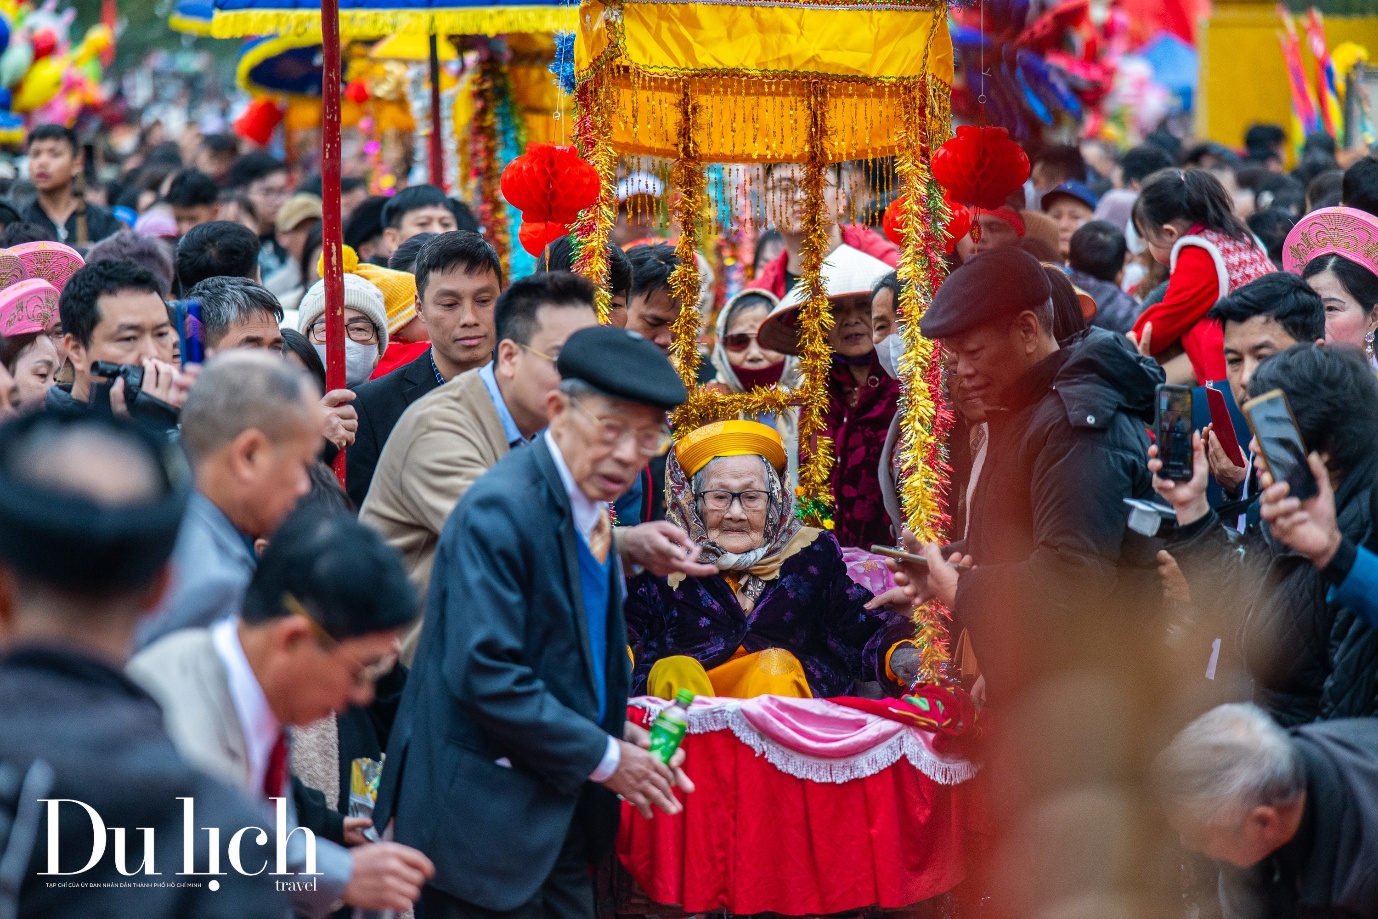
[625,533,915,698]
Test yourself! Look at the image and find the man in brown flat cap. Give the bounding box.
[896,247,1165,702]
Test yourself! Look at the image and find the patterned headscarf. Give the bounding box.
[665,446,806,610]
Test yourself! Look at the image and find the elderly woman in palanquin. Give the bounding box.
[624,420,921,700]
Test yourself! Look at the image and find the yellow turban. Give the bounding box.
[675,420,786,478]
[320,246,419,335]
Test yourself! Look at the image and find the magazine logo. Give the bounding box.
[37,796,321,889]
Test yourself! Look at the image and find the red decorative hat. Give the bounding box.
[0,278,60,337]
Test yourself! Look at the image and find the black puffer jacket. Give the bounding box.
[956,328,1165,696]
[1171,456,1378,726]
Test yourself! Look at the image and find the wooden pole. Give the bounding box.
[429,34,445,190]
[321,0,347,485]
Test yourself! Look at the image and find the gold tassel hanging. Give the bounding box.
[668,80,707,391]
[571,69,618,323]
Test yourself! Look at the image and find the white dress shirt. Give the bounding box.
[544,433,622,782]
[211,616,283,797]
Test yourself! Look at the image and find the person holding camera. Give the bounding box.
[46,261,194,433]
[1149,344,1378,726]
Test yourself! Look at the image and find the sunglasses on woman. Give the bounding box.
[722,332,760,353]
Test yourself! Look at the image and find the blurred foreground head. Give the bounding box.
[0,410,190,654]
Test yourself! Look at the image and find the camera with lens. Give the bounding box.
[88,361,179,426]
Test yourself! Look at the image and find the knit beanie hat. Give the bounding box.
[297,272,390,358]
[337,245,418,335]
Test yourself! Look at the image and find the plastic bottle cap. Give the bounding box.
[675,688,695,706]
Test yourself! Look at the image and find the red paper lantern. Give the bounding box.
[882,193,975,254]
[931,126,1031,211]
[518,221,568,258]
[500,143,600,225]
[233,98,284,147]
[344,80,370,105]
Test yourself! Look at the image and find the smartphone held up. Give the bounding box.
[1154,384,1194,483]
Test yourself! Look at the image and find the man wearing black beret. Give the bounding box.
[376,325,698,919]
[897,247,1165,703]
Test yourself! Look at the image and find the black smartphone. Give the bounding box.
[1242,389,1318,502]
[1155,384,1194,483]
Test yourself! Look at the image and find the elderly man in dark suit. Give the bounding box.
[346,231,503,506]
[376,325,696,919]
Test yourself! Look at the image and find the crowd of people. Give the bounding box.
[2,113,1378,919]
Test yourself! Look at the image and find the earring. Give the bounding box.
[1366,330,1375,364]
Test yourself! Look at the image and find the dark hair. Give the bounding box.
[1033,144,1088,184]
[494,271,595,347]
[627,243,678,301]
[26,123,78,155]
[0,331,43,373]
[1247,208,1298,267]
[872,270,902,306]
[165,170,220,209]
[240,508,419,640]
[0,199,21,229]
[86,231,177,298]
[1044,266,1087,343]
[297,174,365,198]
[389,232,435,273]
[343,196,387,250]
[541,236,632,300]
[1248,343,1378,479]
[176,221,262,291]
[414,231,503,297]
[199,133,239,158]
[217,190,257,222]
[1133,168,1250,241]
[281,327,326,391]
[1145,126,1183,164]
[725,292,778,330]
[447,198,479,233]
[299,222,323,286]
[1342,157,1378,217]
[1301,252,1378,319]
[0,222,53,246]
[1121,145,1175,187]
[1306,169,1344,212]
[1182,142,1241,170]
[59,261,165,348]
[1244,124,1286,157]
[382,185,451,230]
[299,461,355,516]
[1293,152,1339,189]
[1254,174,1306,217]
[227,152,288,190]
[1207,272,1325,344]
[185,277,284,348]
[1068,220,1128,282]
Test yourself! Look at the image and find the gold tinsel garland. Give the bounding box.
[893,62,956,685]
[472,54,510,274]
[570,73,618,323]
[667,82,707,390]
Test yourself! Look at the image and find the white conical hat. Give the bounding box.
[757,244,892,355]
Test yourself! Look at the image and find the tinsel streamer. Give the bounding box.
[407,63,430,186]
[570,72,617,323]
[441,84,460,193]
[792,79,837,529]
[549,31,577,96]
[667,81,707,392]
[472,53,510,272]
[894,67,957,687]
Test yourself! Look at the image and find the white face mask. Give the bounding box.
[875,332,905,380]
[313,340,378,389]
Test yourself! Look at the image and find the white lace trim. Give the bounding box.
[636,699,979,786]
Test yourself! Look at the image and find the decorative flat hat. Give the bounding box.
[0,279,59,337]
[1282,206,1378,277]
[9,241,84,291]
[675,420,787,477]
[0,248,23,289]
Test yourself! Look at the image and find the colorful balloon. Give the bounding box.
[29,28,54,60]
[0,40,33,88]
[12,55,63,112]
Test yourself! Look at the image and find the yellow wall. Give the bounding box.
[1199,1,1378,149]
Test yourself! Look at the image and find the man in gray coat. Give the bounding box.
[1155,703,1378,918]
[136,350,325,648]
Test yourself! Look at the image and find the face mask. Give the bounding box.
[313,340,378,389]
[733,362,785,390]
[875,333,904,380]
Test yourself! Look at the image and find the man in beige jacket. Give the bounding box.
[360,272,713,659]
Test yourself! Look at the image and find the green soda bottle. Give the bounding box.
[648,688,694,764]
